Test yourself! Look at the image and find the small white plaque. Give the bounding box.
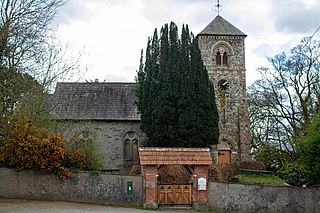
[198,177,207,191]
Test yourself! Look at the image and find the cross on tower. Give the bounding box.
[215,0,222,15]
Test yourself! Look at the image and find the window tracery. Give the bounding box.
[74,131,93,149]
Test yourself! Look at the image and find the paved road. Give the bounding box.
[0,199,199,213]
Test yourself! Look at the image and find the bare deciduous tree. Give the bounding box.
[1,0,65,67]
[249,37,320,163]
[0,0,84,118]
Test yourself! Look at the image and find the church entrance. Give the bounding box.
[217,139,232,164]
[218,150,231,164]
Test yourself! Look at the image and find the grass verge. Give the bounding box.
[232,173,286,186]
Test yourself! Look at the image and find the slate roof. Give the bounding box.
[139,147,212,165]
[198,15,246,36]
[48,82,140,121]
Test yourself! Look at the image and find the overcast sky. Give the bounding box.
[56,0,320,85]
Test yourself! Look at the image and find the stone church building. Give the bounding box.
[49,15,251,171]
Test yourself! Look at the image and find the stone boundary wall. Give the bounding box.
[0,168,142,207]
[2,168,320,212]
[209,182,320,213]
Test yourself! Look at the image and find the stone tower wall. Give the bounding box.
[198,35,251,161]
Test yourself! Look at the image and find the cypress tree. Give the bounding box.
[136,22,219,147]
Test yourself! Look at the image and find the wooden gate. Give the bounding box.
[157,184,192,205]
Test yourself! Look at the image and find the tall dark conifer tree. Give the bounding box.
[136,22,219,147]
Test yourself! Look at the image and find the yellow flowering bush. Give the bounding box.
[65,146,86,170]
[0,116,85,180]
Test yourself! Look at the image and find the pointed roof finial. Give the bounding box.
[215,0,222,15]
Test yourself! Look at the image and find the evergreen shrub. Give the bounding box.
[279,163,311,186]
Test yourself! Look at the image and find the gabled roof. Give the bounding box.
[139,147,212,165]
[48,82,140,121]
[198,15,246,36]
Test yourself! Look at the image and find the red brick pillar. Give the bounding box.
[142,165,158,209]
[193,165,209,211]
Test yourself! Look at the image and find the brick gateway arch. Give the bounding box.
[139,148,212,211]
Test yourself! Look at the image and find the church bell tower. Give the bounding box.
[197,14,251,163]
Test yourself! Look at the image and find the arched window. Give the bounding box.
[212,41,233,67]
[216,51,221,65]
[123,131,139,161]
[223,52,228,65]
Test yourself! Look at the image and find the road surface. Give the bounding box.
[0,199,200,213]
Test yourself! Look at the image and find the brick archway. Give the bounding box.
[139,148,212,211]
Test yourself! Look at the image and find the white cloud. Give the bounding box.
[57,0,152,82]
[55,0,320,85]
[272,0,320,34]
